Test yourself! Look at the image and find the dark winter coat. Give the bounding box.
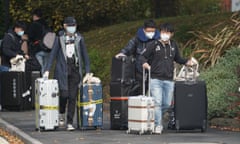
[45,31,90,90]
[120,27,160,73]
[27,19,50,54]
[1,30,25,67]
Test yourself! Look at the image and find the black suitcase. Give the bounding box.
[110,80,139,97]
[1,72,32,111]
[25,71,41,109]
[110,97,128,130]
[174,81,207,132]
[111,56,136,82]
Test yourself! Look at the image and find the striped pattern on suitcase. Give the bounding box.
[127,96,154,134]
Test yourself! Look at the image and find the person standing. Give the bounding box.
[1,21,29,69]
[27,8,50,74]
[43,16,91,131]
[115,19,160,95]
[141,23,193,134]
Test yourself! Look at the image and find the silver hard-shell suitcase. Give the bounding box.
[127,69,154,135]
[35,78,59,131]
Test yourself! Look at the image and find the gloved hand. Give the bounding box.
[115,53,126,58]
[43,71,49,80]
[83,73,93,83]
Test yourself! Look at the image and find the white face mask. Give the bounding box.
[17,31,24,37]
[145,32,155,39]
[161,33,171,42]
[66,26,76,34]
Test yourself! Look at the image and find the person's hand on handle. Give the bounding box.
[43,71,49,80]
[142,62,151,70]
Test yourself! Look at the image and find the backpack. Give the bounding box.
[39,25,56,52]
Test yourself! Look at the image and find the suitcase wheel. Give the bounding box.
[126,130,130,134]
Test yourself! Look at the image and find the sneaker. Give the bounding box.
[66,124,75,131]
[59,114,65,127]
[154,125,163,134]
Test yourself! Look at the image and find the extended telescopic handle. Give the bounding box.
[143,68,151,97]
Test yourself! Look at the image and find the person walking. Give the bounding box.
[1,21,29,69]
[141,23,193,134]
[43,16,91,131]
[115,19,160,95]
[27,8,51,74]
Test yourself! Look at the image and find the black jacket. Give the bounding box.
[1,31,24,67]
[27,19,49,54]
[140,40,188,80]
[120,27,160,73]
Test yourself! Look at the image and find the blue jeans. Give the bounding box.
[150,79,174,126]
[35,51,50,74]
[0,65,9,72]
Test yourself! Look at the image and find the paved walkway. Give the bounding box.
[0,104,240,144]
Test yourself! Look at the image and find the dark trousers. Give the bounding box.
[59,65,80,124]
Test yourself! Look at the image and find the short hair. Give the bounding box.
[159,23,174,33]
[14,21,26,31]
[143,19,156,29]
[32,8,43,18]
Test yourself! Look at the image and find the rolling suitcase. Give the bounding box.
[110,97,128,130]
[110,80,139,96]
[127,69,154,135]
[1,72,32,111]
[25,71,41,109]
[174,80,207,132]
[174,63,207,132]
[35,78,59,131]
[111,56,136,82]
[77,83,103,129]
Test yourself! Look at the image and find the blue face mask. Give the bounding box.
[66,26,76,34]
[17,31,24,36]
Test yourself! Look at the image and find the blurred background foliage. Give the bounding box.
[1,0,223,36]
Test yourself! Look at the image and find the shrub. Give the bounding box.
[189,12,240,68]
[200,47,240,119]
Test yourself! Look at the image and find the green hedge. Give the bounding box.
[200,47,240,119]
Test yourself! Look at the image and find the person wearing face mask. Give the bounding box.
[1,21,29,69]
[140,23,193,134]
[43,16,91,131]
[27,8,51,74]
[115,19,160,95]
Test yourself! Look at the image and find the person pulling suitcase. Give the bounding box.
[43,16,91,131]
[140,23,194,134]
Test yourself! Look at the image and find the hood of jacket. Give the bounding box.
[136,27,160,42]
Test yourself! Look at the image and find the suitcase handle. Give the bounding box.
[142,68,151,97]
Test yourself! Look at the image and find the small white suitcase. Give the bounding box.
[35,78,59,131]
[127,69,155,135]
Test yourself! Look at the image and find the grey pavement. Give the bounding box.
[0,104,240,144]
